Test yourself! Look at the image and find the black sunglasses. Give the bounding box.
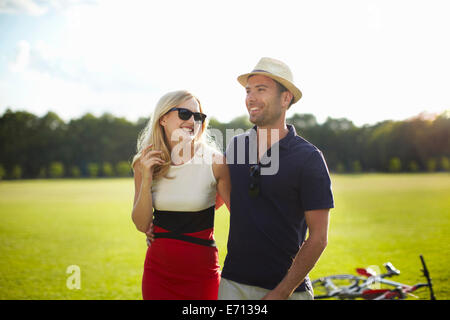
[168,107,207,123]
[249,164,261,197]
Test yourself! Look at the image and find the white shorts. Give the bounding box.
[218,278,314,300]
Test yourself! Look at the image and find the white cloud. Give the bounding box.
[0,0,47,15]
[8,40,31,72]
[8,38,156,94]
[0,0,97,15]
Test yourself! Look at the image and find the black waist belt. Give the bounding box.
[153,206,216,247]
[153,232,216,247]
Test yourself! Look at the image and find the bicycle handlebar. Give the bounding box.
[376,255,436,300]
[383,262,400,275]
[420,254,436,300]
[313,255,437,300]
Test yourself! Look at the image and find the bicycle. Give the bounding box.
[311,255,436,300]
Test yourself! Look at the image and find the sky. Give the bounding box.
[0,0,449,126]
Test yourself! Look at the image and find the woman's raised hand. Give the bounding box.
[138,144,165,182]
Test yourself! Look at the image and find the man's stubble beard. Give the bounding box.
[249,105,283,127]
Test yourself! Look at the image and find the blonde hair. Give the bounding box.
[131,90,209,181]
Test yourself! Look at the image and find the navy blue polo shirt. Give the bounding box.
[222,124,334,292]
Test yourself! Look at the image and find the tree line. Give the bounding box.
[0,108,449,179]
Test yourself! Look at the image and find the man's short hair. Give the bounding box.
[275,81,294,107]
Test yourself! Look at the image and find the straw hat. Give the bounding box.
[237,57,302,105]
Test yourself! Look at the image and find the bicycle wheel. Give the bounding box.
[312,275,364,299]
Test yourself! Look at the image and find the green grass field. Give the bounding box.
[1,174,449,300]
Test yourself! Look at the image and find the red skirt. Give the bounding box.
[142,226,220,300]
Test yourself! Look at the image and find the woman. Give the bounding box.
[131,90,230,300]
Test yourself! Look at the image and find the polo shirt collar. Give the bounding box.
[251,124,296,151]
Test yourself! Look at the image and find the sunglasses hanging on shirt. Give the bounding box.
[249,164,261,197]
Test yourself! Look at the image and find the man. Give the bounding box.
[218,57,334,300]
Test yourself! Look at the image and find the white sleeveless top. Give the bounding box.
[151,144,218,212]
